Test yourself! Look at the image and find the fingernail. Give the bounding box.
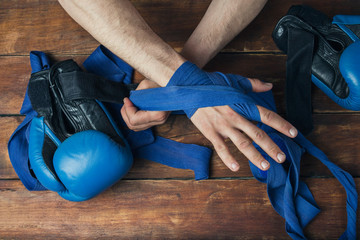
[277,152,286,163]
[261,161,269,170]
[231,163,239,171]
[289,128,297,137]
[265,82,273,87]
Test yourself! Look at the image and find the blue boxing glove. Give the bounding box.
[273,6,360,112]
[338,41,360,109]
[312,15,360,110]
[29,117,133,202]
[271,6,360,134]
[26,58,134,202]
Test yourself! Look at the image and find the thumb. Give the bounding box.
[123,97,139,114]
[248,78,273,92]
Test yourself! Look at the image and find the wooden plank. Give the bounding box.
[0,117,23,179]
[0,178,358,239]
[2,114,360,180]
[1,0,360,55]
[0,54,352,115]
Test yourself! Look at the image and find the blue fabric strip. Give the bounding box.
[131,85,253,110]
[294,133,357,240]
[131,60,357,240]
[166,61,253,118]
[251,129,320,240]
[83,45,133,84]
[29,51,50,73]
[134,136,211,180]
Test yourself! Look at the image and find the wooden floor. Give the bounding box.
[1,0,360,239]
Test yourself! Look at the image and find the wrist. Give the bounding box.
[180,41,214,69]
[166,61,210,87]
[145,51,186,87]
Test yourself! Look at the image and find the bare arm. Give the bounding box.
[182,0,267,68]
[58,0,184,86]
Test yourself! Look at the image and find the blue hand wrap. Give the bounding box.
[165,61,256,119]
[131,60,357,240]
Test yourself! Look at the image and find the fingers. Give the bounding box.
[227,130,270,170]
[232,117,286,165]
[257,106,298,138]
[207,132,240,172]
[247,78,273,93]
[191,106,275,172]
[203,119,272,171]
[120,79,169,131]
[123,97,168,126]
[121,97,169,131]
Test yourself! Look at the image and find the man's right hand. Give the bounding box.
[121,80,170,131]
[121,77,298,172]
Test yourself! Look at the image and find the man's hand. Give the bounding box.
[121,78,298,172]
[189,78,297,172]
[121,80,170,131]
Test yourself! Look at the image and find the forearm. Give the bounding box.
[58,0,185,86]
[181,0,268,68]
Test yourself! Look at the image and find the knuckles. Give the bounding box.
[253,130,265,140]
[224,106,239,121]
[154,112,168,123]
[125,110,168,131]
[267,145,278,154]
[128,116,139,126]
[262,110,275,122]
[211,138,227,152]
[236,139,252,150]
[252,153,264,163]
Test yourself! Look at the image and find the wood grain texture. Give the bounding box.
[0,54,353,115]
[2,114,360,180]
[1,1,359,239]
[0,178,358,239]
[0,117,23,179]
[1,0,360,55]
